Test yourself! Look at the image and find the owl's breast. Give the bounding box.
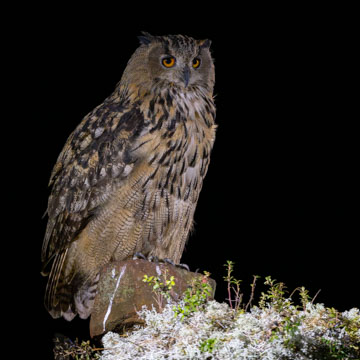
[121,89,216,219]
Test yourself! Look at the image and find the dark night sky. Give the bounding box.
[13,6,357,359]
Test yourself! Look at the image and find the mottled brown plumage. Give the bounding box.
[41,33,216,320]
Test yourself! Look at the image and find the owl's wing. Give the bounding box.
[41,100,146,269]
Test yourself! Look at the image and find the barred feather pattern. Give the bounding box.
[42,33,216,320]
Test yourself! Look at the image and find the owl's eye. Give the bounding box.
[162,56,176,68]
[192,57,201,69]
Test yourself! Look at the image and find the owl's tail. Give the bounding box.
[44,249,99,321]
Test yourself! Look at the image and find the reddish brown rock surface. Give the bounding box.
[89,259,216,338]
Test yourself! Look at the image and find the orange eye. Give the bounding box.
[192,57,201,68]
[162,56,176,68]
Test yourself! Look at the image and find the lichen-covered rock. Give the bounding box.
[89,259,216,338]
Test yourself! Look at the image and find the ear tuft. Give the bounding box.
[138,31,153,45]
[198,39,212,49]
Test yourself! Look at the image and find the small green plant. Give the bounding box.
[258,276,292,311]
[290,286,311,311]
[143,269,175,311]
[199,337,217,354]
[53,336,101,360]
[223,260,243,311]
[173,271,213,320]
[223,261,260,313]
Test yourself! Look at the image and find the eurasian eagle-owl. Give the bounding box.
[41,33,216,320]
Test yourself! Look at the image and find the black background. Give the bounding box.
[13,5,358,359]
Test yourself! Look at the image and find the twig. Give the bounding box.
[311,289,321,304]
[226,263,233,309]
[289,287,300,299]
[245,275,258,312]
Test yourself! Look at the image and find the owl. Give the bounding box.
[41,33,216,321]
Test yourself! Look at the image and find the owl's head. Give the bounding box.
[121,33,215,94]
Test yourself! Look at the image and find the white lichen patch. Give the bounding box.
[100,300,360,360]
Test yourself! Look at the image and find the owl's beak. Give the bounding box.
[182,66,191,88]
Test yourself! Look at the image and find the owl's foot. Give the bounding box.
[133,253,190,271]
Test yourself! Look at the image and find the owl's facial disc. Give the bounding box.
[147,40,213,91]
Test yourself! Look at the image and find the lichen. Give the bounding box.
[100,300,360,359]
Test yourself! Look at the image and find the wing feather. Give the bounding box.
[41,99,146,266]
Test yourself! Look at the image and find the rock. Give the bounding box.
[89,259,216,338]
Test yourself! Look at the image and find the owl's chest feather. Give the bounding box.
[132,91,215,202]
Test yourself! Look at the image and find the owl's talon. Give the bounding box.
[133,252,147,260]
[148,255,159,263]
[162,258,176,266]
[176,263,190,271]
[161,258,190,271]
